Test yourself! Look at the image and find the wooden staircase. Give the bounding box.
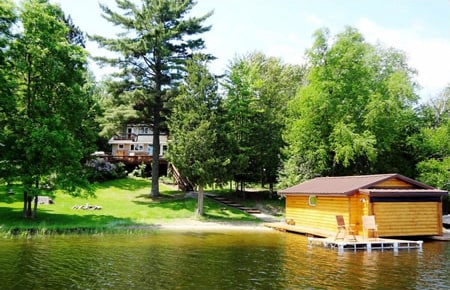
[206,194,261,214]
[168,164,195,191]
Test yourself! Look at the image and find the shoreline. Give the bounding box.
[125,219,273,232]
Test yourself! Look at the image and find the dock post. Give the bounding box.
[366,242,372,253]
[418,241,423,252]
[338,243,344,253]
[393,242,399,253]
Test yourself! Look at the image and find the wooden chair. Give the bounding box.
[334,215,357,241]
[362,215,379,240]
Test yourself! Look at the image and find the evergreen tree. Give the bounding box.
[168,55,227,215]
[91,0,212,197]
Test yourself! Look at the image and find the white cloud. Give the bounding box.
[357,18,450,100]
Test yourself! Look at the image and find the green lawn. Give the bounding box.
[0,178,258,234]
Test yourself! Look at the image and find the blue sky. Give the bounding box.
[50,0,450,101]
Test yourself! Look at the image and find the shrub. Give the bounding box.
[85,159,127,182]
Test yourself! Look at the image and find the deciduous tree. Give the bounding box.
[0,0,17,183]
[223,52,304,192]
[281,27,418,185]
[11,0,95,217]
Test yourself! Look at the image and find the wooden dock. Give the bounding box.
[265,222,424,252]
[308,236,423,253]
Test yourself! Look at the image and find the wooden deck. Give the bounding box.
[265,222,424,252]
[308,236,423,253]
[264,222,336,237]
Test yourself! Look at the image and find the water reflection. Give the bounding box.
[0,231,448,289]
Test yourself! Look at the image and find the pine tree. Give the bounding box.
[91,0,212,197]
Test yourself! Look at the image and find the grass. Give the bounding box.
[0,177,260,235]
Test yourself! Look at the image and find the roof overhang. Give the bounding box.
[360,189,448,197]
[280,191,356,196]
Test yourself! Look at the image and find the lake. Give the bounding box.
[0,230,448,289]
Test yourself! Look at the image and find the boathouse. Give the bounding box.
[279,174,448,237]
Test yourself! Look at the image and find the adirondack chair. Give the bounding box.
[362,215,379,240]
[334,215,357,241]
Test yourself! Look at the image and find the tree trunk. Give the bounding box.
[23,191,28,218]
[26,195,33,218]
[32,195,38,218]
[196,185,204,216]
[150,125,160,197]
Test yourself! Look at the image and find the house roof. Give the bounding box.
[279,173,447,196]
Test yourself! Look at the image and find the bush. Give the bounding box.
[85,159,127,182]
[131,163,148,178]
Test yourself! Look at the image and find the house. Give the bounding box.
[279,174,448,237]
[107,124,168,166]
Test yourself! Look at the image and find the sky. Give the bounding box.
[49,0,450,101]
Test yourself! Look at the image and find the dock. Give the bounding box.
[265,222,424,252]
[308,236,423,253]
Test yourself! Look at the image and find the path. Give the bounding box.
[205,193,280,223]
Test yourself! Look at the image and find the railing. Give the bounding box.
[169,164,195,191]
[111,134,137,141]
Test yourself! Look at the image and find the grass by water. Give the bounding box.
[0,178,261,235]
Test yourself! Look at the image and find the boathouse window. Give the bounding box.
[308,195,317,206]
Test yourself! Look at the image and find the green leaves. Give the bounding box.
[282,27,419,183]
[168,54,227,195]
[92,0,211,196]
[6,0,96,196]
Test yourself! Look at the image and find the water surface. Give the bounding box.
[0,230,448,289]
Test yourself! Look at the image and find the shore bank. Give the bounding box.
[126,219,273,232]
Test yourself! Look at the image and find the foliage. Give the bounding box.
[85,159,127,182]
[412,86,450,191]
[3,0,97,216]
[0,0,17,183]
[168,54,227,215]
[91,0,212,197]
[281,27,419,186]
[223,52,304,189]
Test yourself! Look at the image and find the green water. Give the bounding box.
[0,230,448,289]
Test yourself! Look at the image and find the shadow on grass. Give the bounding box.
[132,196,258,222]
[0,206,154,234]
[91,178,151,191]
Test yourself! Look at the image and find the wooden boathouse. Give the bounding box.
[278,174,448,238]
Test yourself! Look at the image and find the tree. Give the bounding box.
[0,0,17,183]
[168,55,227,215]
[412,85,450,189]
[281,27,419,185]
[11,0,95,217]
[91,0,212,197]
[223,52,304,192]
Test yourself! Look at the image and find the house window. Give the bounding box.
[308,195,317,206]
[118,144,124,149]
[147,145,153,155]
[135,144,144,151]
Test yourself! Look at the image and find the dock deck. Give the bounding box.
[265,222,424,252]
[308,236,423,253]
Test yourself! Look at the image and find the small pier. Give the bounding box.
[265,222,424,252]
[308,236,423,253]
